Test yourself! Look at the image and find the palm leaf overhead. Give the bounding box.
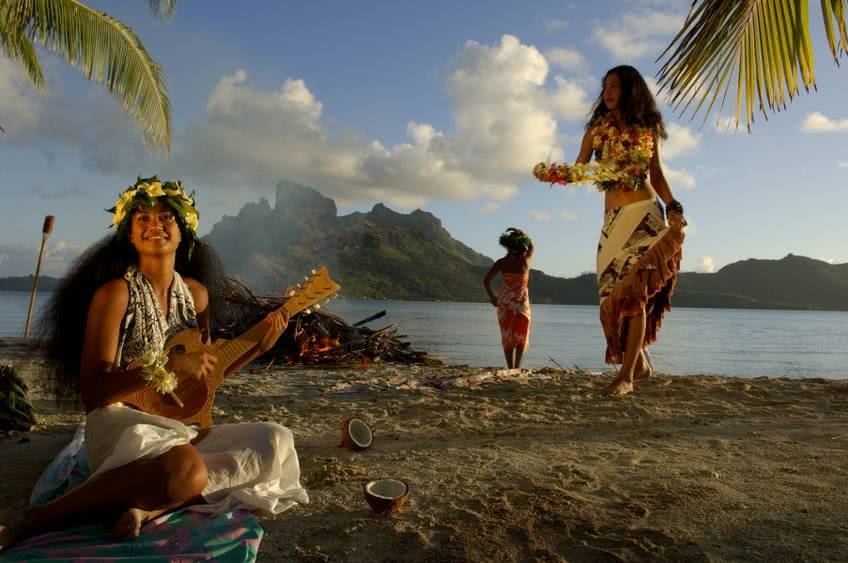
[145,0,178,21]
[656,0,848,131]
[1,0,176,151]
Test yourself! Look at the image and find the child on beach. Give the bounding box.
[483,228,533,369]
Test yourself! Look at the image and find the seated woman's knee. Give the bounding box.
[160,444,208,503]
[251,422,293,465]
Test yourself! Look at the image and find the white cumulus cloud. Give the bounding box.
[544,47,585,69]
[529,210,552,221]
[593,10,685,60]
[801,112,848,133]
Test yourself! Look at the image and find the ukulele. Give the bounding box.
[124,266,341,427]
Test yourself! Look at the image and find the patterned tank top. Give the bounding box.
[114,266,198,368]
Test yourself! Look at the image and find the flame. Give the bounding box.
[298,334,341,357]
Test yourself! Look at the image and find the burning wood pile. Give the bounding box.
[214,277,442,366]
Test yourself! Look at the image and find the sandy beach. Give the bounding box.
[2,342,848,562]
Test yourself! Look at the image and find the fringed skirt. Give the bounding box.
[497,273,531,350]
[596,199,684,364]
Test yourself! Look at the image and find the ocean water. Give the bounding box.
[2,292,846,378]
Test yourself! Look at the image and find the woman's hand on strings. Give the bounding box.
[167,348,218,381]
[259,310,290,353]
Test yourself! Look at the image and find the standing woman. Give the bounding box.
[483,228,533,369]
[0,177,308,550]
[534,65,686,396]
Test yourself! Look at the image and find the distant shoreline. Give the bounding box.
[2,288,848,313]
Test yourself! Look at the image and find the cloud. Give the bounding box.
[161,35,571,207]
[0,58,152,175]
[560,208,577,221]
[0,58,41,136]
[550,76,592,120]
[654,123,699,190]
[529,210,552,221]
[695,255,716,273]
[0,35,591,210]
[664,166,696,190]
[838,161,848,169]
[0,240,84,277]
[593,10,685,60]
[544,48,585,70]
[662,123,700,159]
[544,19,569,32]
[801,112,848,133]
[477,201,501,214]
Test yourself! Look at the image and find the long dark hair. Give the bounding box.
[36,204,224,406]
[587,65,667,139]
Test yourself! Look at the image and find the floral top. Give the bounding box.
[532,114,655,192]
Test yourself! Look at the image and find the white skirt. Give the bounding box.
[85,405,309,514]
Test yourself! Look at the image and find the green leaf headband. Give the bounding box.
[107,176,200,238]
[499,228,532,252]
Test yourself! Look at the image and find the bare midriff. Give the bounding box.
[604,181,657,212]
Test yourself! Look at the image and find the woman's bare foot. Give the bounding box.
[605,375,634,396]
[0,523,22,552]
[634,350,653,380]
[634,365,653,380]
[0,514,35,552]
[112,508,155,540]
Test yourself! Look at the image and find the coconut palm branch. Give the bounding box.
[656,0,848,131]
[0,0,178,151]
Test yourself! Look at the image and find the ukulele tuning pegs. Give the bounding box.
[287,290,296,297]
[313,303,321,310]
[304,308,312,315]
[311,269,317,275]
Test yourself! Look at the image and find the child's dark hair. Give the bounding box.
[499,228,532,254]
[587,65,667,139]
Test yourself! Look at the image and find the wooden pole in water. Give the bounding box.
[24,215,54,337]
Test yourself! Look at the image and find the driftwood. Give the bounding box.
[214,278,442,367]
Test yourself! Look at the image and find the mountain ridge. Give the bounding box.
[3,181,846,311]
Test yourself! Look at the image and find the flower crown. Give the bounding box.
[107,176,200,237]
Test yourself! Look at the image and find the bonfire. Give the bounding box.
[214,277,441,367]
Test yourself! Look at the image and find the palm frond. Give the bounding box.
[821,0,848,62]
[657,0,846,132]
[0,26,46,89]
[14,0,171,151]
[145,0,178,21]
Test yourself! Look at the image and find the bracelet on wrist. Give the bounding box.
[666,199,684,216]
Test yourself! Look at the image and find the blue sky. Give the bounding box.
[1,0,846,279]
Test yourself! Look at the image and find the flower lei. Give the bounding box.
[533,115,654,191]
[108,176,200,238]
[139,349,178,395]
